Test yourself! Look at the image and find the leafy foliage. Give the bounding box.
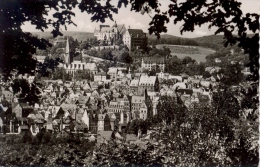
[1,0,258,81]
[0,132,95,166]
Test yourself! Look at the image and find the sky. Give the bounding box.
[22,0,259,38]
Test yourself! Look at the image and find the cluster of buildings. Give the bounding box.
[4,25,252,143]
[94,21,147,51]
[0,64,220,138]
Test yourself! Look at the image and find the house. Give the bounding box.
[138,75,159,95]
[131,95,145,119]
[76,96,89,108]
[48,106,62,118]
[123,28,147,51]
[107,100,125,114]
[97,114,105,131]
[1,90,13,102]
[141,56,165,72]
[97,113,111,131]
[97,130,115,143]
[85,63,98,74]
[94,72,107,82]
[139,101,148,120]
[82,82,91,90]
[12,102,33,118]
[107,67,118,80]
[129,79,139,94]
[89,112,98,133]
[18,124,29,133]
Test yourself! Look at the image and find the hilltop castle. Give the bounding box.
[94,21,147,51]
[94,21,126,45]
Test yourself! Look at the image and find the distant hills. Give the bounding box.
[30,31,94,42]
[30,31,254,51]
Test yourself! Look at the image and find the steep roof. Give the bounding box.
[129,79,139,87]
[132,95,145,103]
[86,63,97,71]
[139,75,156,86]
[97,131,114,141]
[99,25,110,30]
[117,24,126,34]
[101,26,113,32]
[143,56,164,64]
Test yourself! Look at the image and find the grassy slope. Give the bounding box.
[169,47,216,62]
[159,44,216,62]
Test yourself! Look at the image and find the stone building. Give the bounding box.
[94,21,126,45]
[123,28,147,51]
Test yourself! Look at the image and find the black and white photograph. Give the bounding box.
[0,0,259,166]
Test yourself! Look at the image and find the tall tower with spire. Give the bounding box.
[64,37,70,64]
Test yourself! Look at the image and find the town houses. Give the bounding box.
[0,25,250,145]
[0,63,218,136]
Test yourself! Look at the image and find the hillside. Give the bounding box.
[192,34,256,50]
[157,44,216,62]
[31,31,94,42]
[147,34,180,39]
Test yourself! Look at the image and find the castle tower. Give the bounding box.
[64,37,70,64]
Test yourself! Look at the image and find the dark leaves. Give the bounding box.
[148,14,169,38]
[78,0,118,23]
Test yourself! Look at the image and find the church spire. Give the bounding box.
[65,37,70,64]
[66,37,69,54]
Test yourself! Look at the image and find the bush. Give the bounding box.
[22,131,33,143]
[41,131,51,144]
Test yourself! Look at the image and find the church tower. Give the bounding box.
[64,37,70,64]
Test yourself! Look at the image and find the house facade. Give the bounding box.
[141,56,165,72]
[123,28,147,51]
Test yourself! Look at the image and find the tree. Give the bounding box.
[202,71,211,79]
[37,56,63,78]
[11,78,41,105]
[73,70,93,81]
[220,63,244,86]
[156,96,184,125]
[182,56,195,65]
[0,0,118,79]
[115,38,124,46]
[118,52,132,64]
[79,41,91,50]
[1,0,258,81]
